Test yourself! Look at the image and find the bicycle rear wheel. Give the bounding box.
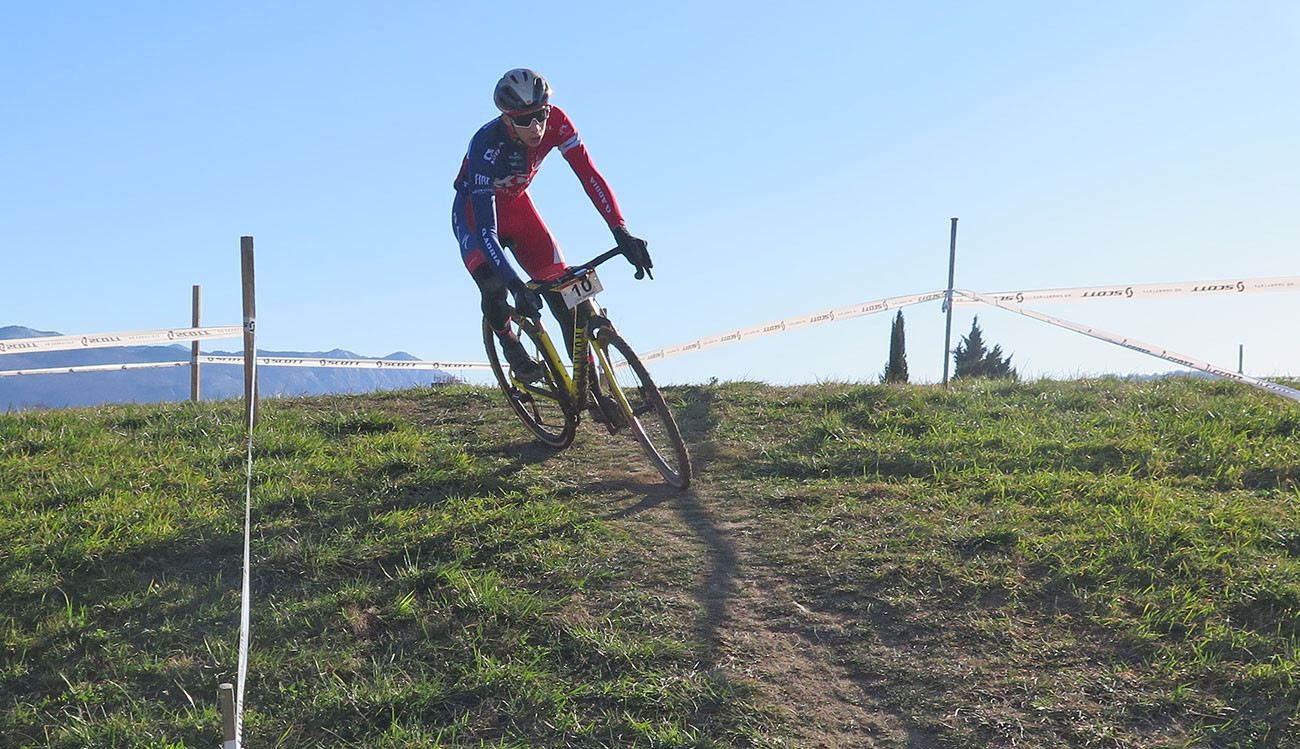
[591,324,692,489]
[483,317,577,449]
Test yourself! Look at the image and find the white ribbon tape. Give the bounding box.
[0,325,242,355]
[0,360,191,377]
[953,275,1300,306]
[234,344,256,749]
[956,289,1300,402]
[197,356,493,371]
[638,290,945,363]
[2,274,1293,380]
[636,274,1298,367]
[0,356,492,377]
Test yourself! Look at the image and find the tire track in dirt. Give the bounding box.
[573,434,938,748]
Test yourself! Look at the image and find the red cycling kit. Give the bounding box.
[452,106,625,287]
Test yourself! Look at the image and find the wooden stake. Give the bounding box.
[219,682,237,748]
[240,237,258,428]
[191,284,201,403]
[942,218,959,386]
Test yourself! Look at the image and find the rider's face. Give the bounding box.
[506,108,548,147]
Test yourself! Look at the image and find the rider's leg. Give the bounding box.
[471,265,543,383]
[541,291,579,363]
[547,298,619,425]
[497,191,567,283]
[471,265,511,332]
[456,191,543,382]
[538,289,618,427]
[496,192,582,356]
[499,192,604,384]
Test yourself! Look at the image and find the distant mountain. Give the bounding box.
[0,325,456,411]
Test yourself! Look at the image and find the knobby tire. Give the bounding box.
[592,324,692,489]
[483,317,577,449]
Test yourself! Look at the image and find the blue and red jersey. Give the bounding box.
[453,106,624,284]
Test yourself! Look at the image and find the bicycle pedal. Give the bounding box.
[588,394,625,432]
[510,362,544,384]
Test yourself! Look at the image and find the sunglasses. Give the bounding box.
[509,106,551,127]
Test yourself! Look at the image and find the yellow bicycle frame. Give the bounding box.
[510,307,635,423]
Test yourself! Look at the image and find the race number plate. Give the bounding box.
[556,270,603,309]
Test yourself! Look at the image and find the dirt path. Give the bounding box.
[566,435,938,748]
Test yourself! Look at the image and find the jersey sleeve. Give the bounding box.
[465,131,524,288]
[552,108,627,230]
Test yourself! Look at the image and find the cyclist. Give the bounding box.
[453,68,652,383]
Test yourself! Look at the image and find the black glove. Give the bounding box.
[510,280,543,319]
[613,226,653,278]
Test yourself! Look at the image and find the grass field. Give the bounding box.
[2,377,1299,747]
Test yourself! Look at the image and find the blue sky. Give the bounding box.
[4,2,1298,386]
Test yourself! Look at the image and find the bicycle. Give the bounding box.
[482,248,692,489]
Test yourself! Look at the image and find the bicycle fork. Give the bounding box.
[512,305,627,433]
[572,305,628,433]
[572,306,624,433]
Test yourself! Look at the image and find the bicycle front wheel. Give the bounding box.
[591,324,692,489]
[483,317,577,449]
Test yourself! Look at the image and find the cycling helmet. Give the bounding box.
[494,68,551,115]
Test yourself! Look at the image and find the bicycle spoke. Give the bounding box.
[483,318,577,449]
[592,325,692,489]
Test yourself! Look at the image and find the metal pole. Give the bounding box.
[942,217,959,385]
[190,285,201,403]
[240,237,258,428]
[219,682,237,748]
[1239,344,1244,375]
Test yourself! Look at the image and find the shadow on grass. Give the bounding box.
[667,385,722,471]
[662,387,740,662]
[485,437,570,476]
[674,487,740,666]
[590,480,740,671]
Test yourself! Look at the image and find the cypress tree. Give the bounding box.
[953,316,1017,379]
[881,310,909,384]
[952,317,987,377]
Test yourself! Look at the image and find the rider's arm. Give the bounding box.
[551,108,627,230]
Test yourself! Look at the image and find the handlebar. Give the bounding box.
[528,246,651,293]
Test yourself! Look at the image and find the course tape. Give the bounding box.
[956,289,1300,403]
[234,335,256,748]
[2,274,1293,376]
[952,275,1300,306]
[639,290,946,363]
[636,274,1299,366]
[0,356,492,377]
[0,360,192,377]
[197,355,493,371]
[0,325,241,355]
